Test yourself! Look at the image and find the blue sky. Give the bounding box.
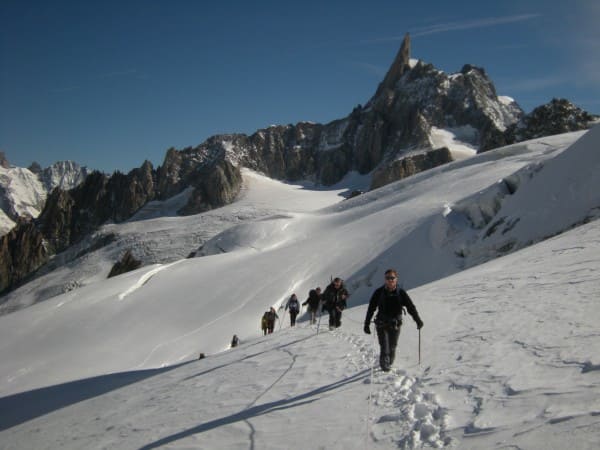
[1,0,598,173]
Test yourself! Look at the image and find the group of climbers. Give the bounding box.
[253,270,424,372]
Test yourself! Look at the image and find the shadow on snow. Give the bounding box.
[138,369,370,450]
[0,361,192,432]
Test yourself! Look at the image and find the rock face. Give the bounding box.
[107,250,142,278]
[40,161,157,255]
[0,220,48,293]
[370,147,454,190]
[504,98,598,144]
[155,145,243,214]
[35,161,91,193]
[0,152,10,169]
[376,32,412,96]
[178,159,242,215]
[151,34,522,196]
[1,33,596,298]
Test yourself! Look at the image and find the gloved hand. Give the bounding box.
[363,323,371,334]
[416,318,424,330]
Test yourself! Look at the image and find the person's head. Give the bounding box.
[333,277,342,288]
[291,293,297,299]
[270,306,276,312]
[384,269,398,289]
[316,287,321,293]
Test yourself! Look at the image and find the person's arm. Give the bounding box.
[363,288,380,333]
[339,289,349,310]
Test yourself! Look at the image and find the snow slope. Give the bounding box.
[1,214,598,449]
[0,128,599,449]
[0,170,370,314]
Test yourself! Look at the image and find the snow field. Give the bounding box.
[1,128,600,448]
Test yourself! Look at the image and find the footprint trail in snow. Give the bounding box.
[333,328,451,448]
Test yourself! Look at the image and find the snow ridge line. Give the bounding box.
[331,328,451,448]
[118,261,183,301]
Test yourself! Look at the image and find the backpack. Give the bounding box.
[289,298,299,312]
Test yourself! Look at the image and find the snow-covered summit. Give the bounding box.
[0,158,89,235]
[30,160,90,193]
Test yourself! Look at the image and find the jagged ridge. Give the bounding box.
[0,34,596,296]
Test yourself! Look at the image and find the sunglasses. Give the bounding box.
[385,276,397,281]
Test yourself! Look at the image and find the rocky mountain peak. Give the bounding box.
[38,160,90,192]
[376,32,411,95]
[1,34,597,299]
[0,152,10,169]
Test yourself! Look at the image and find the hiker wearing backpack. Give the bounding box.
[302,287,322,324]
[261,312,269,335]
[363,269,423,372]
[322,277,349,330]
[265,307,278,334]
[285,293,301,327]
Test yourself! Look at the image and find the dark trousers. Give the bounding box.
[376,325,401,371]
[329,308,342,328]
[308,307,317,324]
[289,311,298,326]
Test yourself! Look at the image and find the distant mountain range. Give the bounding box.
[0,33,597,296]
[0,155,89,235]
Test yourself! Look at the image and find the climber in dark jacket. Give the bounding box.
[302,287,321,324]
[322,277,349,330]
[364,269,423,372]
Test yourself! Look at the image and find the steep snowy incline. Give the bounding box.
[0,211,598,449]
[0,169,368,314]
[0,130,595,399]
[410,217,600,449]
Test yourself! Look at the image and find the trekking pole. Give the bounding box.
[316,308,322,335]
[418,328,421,366]
[367,319,377,448]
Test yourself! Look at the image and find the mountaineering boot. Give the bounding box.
[380,354,391,372]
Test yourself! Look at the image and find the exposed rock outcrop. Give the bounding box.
[504,98,598,144]
[0,220,49,293]
[0,152,10,169]
[178,159,242,215]
[376,33,412,95]
[40,161,157,255]
[107,249,142,278]
[370,147,454,190]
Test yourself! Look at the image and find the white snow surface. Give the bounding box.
[1,128,600,449]
[429,126,478,160]
[0,166,45,225]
